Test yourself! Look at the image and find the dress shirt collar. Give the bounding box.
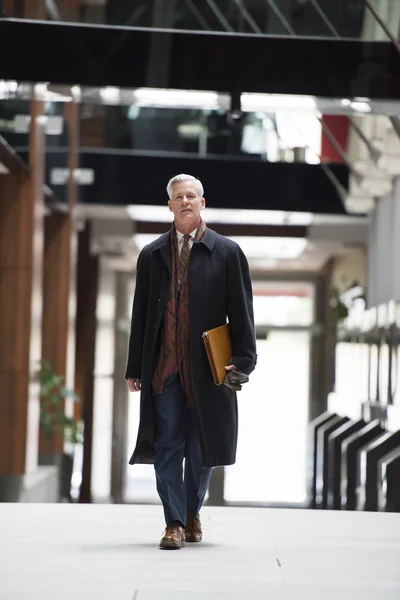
[176,228,197,243]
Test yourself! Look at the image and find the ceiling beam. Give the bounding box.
[135,221,308,238]
[1,20,400,99]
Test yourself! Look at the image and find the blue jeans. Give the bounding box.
[153,373,212,527]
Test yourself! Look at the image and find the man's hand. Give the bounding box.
[126,378,141,392]
[223,364,249,391]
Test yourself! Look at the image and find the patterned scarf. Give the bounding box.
[152,219,207,406]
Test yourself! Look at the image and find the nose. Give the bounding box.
[182,196,189,205]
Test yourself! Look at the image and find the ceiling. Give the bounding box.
[78,203,368,275]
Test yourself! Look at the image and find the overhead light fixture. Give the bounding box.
[34,83,48,97]
[100,86,121,104]
[204,208,313,226]
[45,91,72,102]
[126,204,313,226]
[241,93,317,112]
[50,168,95,186]
[350,101,371,114]
[0,80,18,99]
[341,97,371,113]
[71,85,81,101]
[131,89,317,113]
[134,233,308,260]
[228,236,308,260]
[133,88,220,110]
[177,123,207,138]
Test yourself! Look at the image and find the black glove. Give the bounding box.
[223,368,249,391]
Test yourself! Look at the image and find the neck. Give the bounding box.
[175,218,201,236]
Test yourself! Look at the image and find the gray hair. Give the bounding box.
[166,174,204,199]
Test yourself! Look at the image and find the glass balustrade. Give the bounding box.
[2,0,399,43]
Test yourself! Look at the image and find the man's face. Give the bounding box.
[168,180,205,230]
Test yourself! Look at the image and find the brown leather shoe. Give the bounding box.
[185,513,202,543]
[159,522,185,550]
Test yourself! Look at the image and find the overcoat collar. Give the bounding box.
[155,227,217,274]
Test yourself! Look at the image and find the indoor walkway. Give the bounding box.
[0,504,399,599]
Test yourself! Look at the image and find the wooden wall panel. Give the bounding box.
[40,101,79,454]
[24,0,47,19]
[65,102,78,395]
[41,213,72,453]
[0,99,45,475]
[26,100,46,472]
[3,0,16,17]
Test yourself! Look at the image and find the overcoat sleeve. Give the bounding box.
[226,244,257,375]
[124,249,149,379]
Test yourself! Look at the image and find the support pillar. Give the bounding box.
[0,100,46,501]
[111,272,130,504]
[40,102,79,457]
[75,223,98,504]
[309,263,336,421]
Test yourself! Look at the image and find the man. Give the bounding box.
[125,174,256,549]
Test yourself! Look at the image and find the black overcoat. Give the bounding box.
[125,227,257,468]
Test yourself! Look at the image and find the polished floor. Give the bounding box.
[0,503,399,600]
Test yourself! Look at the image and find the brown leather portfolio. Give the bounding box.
[202,323,232,386]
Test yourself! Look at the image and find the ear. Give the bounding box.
[201,197,206,210]
[168,200,173,212]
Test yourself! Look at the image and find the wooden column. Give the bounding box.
[0,101,46,500]
[309,262,336,422]
[40,102,79,455]
[111,273,130,504]
[75,223,99,503]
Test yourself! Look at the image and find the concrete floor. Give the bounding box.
[0,504,399,600]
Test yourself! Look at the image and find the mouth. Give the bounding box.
[181,209,191,214]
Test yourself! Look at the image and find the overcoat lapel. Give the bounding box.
[158,239,172,276]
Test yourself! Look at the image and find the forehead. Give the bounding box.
[171,180,199,196]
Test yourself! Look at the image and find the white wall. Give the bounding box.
[367,178,400,307]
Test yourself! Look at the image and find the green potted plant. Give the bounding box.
[36,359,83,501]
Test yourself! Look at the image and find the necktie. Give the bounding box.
[179,234,191,288]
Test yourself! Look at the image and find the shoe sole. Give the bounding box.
[159,540,185,550]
